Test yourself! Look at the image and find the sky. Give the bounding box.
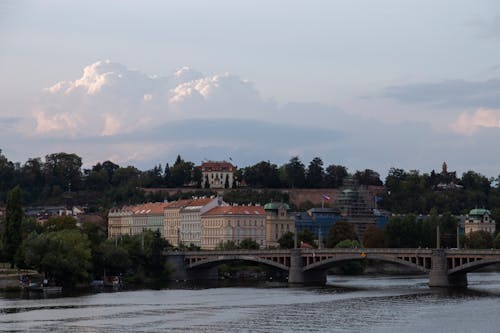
[1,0,500,178]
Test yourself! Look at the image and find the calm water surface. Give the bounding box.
[1,273,500,333]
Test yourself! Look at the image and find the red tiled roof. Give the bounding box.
[203,205,265,216]
[200,161,235,172]
[165,199,193,209]
[131,202,169,215]
[186,198,215,207]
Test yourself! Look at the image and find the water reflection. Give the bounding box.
[0,273,499,333]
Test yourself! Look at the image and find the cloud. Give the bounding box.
[384,79,500,108]
[451,108,500,135]
[33,60,268,137]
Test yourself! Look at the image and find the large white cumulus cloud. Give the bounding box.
[33,60,268,137]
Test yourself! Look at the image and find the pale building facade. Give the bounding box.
[163,199,192,247]
[264,202,295,248]
[108,206,133,238]
[200,161,236,189]
[201,206,266,249]
[108,203,168,238]
[180,197,224,247]
[465,208,496,235]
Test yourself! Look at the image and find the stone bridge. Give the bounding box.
[165,248,500,287]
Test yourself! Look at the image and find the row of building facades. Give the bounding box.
[108,197,297,249]
[108,195,497,250]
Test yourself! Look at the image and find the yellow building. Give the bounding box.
[264,202,295,248]
[201,206,266,249]
[108,202,168,238]
[465,208,496,235]
[163,199,193,247]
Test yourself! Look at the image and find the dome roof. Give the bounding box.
[264,202,290,210]
[339,188,358,200]
[469,208,491,216]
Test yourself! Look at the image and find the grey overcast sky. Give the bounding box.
[1,0,500,177]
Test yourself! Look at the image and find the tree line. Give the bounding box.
[0,150,381,209]
[1,149,500,220]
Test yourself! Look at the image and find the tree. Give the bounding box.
[216,240,238,250]
[283,157,306,188]
[224,174,229,189]
[170,155,194,187]
[354,169,383,186]
[0,150,17,202]
[324,164,348,188]
[298,229,316,248]
[241,161,281,188]
[43,215,78,232]
[306,157,324,188]
[21,230,92,287]
[463,231,494,249]
[362,225,386,248]
[239,238,260,249]
[325,221,358,248]
[278,231,295,249]
[43,152,83,194]
[495,233,500,249]
[1,186,23,267]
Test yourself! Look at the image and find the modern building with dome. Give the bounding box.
[464,208,496,235]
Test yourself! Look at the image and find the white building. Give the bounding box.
[200,161,236,189]
[180,197,225,247]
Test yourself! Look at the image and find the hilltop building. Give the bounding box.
[200,161,236,189]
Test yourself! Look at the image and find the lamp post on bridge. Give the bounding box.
[436,225,440,249]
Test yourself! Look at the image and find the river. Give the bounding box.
[1,273,500,333]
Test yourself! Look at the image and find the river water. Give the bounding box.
[1,273,500,333]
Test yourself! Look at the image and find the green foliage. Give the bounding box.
[278,231,295,249]
[1,186,23,266]
[325,221,358,248]
[298,229,316,248]
[43,215,78,232]
[306,157,324,188]
[335,239,361,248]
[464,231,494,249]
[495,233,500,249]
[240,161,282,188]
[362,225,386,248]
[216,240,238,250]
[354,169,383,186]
[239,238,260,249]
[223,189,289,206]
[283,156,306,188]
[20,229,92,287]
[324,165,348,188]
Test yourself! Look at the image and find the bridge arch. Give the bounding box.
[448,258,500,275]
[188,255,290,272]
[304,254,429,273]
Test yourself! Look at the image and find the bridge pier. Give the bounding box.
[288,249,326,285]
[429,249,467,287]
[165,252,219,281]
[165,252,190,281]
